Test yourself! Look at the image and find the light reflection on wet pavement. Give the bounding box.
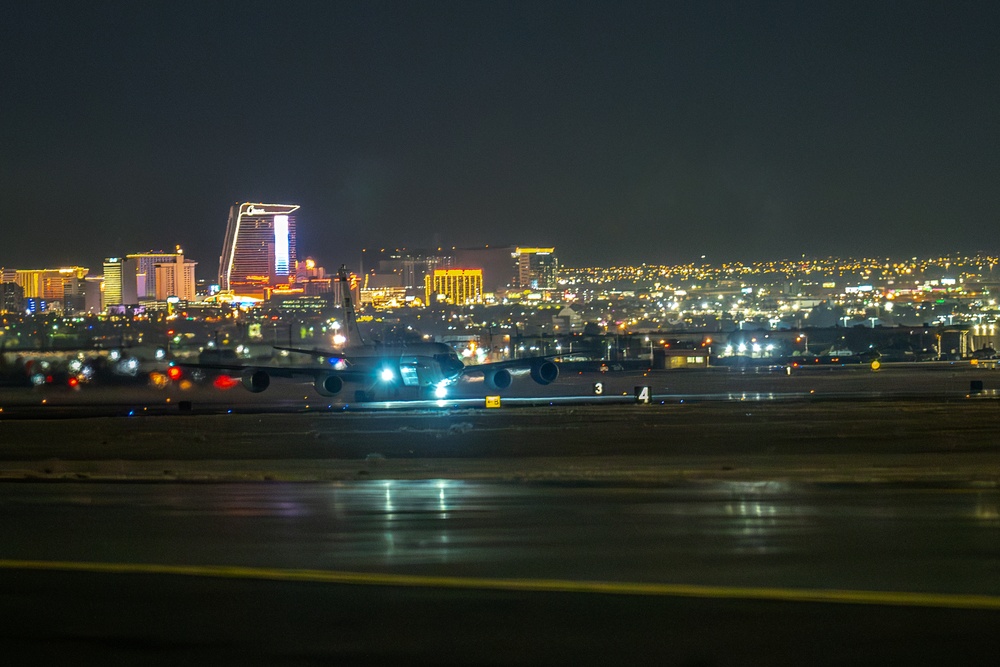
[1,480,997,596]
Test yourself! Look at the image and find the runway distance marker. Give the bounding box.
[2,559,999,611]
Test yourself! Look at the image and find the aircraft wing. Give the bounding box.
[460,353,563,375]
[458,353,562,388]
[174,360,371,384]
[272,345,343,360]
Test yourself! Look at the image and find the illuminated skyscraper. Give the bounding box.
[153,253,198,301]
[102,258,139,309]
[425,269,484,305]
[512,247,558,290]
[6,267,88,313]
[128,248,186,299]
[218,203,299,297]
[9,267,88,302]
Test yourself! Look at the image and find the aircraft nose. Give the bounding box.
[445,358,465,378]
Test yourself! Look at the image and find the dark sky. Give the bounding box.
[2,1,998,274]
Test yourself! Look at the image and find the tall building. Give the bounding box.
[153,253,198,301]
[0,282,24,314]
[219,202,299,297]
[513,247,558,290]
[8,267,88,305]
[102,258,139,309]
[127,248,188,299]
[425,269,484,306]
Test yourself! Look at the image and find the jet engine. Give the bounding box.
[530,360,559,385]
[241,369,271,393]
[314,373,344,397]
[484,368,512,390]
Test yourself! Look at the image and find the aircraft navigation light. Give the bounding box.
[380,368,395,382]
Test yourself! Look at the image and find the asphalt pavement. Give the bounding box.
[1,364,999,664]
[1,481,998,665]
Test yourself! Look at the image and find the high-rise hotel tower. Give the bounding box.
[218,203,299,297]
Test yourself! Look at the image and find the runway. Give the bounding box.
[1,361,999,417]
[2,363,999,663]
[0,481,998,665]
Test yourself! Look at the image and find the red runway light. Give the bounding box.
[167,366,183,381]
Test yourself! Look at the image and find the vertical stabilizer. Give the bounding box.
[338,265,364,345]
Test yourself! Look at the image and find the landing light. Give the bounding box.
[380,368,395,382]
[434,385,448,399]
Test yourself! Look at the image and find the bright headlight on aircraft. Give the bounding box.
[434,385,448,399]
[333,334,347,346]
[380,368,395,382]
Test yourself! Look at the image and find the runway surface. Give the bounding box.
[2,361,999,417]
[1,481,998,665]
[2,363,1000,663]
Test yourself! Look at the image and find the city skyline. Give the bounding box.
[2,2,999,270]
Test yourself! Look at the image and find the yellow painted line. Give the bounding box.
[1,559,999,611]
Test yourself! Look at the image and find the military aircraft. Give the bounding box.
[175,267,560,399]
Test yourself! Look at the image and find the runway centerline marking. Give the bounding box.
[1,559,999,611]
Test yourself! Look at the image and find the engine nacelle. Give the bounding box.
[314,373,344,397]
[241,369,271,393]
[484,368,512,390]
[530,360,559,385]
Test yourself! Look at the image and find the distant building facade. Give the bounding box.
[6,267,89,309]
[425,269,484,306]
[127,249,192,300]
[513,247,558,290]
[103,258,139,309]
[218,202,299,297]
[153,254,198,301]
[0,281,25,314]
[367,249,452,289]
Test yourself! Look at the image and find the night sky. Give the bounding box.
[2,1,998,274]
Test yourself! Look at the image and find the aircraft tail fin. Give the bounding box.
[337,265,364,345]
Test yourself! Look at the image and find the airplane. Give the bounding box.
[174,266,560,399]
